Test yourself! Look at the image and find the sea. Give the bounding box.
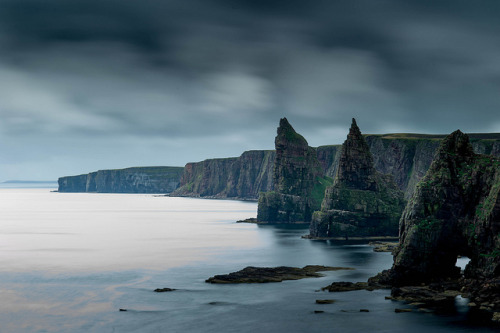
[0,185,497,332]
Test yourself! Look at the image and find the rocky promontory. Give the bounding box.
[309,119,406,238]
[374,130,500,320]
[257,118,332,223]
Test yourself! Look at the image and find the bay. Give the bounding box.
[0,188,496,332]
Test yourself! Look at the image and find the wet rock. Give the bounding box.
[154,288,177,292]
[314,310,325,314]
[322,281,374,292]
[369,241,399,253]
[119,309,127,312]
[316,299,336,304]
[360,309,370,312]
[206,265,353,284]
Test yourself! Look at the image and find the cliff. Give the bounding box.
[375,130,500,317]
[309,119,406,237]
[58,166,184,193]
[57,132,500,198]
[257,118,332,223]
[170,150,275,200]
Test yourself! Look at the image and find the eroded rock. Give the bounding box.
[205,265,353,284]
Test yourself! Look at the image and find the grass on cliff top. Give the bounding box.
[366,133,500,140]
[101,166,184,174]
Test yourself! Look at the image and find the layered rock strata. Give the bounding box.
[171,150,274,200]
[58,166,183,193]
[257,118,332,223]
[309,119,406,238]
[375,130,500,318]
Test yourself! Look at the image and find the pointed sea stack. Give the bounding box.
[309,119,405,238]
[257,118,332,223]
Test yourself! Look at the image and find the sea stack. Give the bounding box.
[309,118,405,238]
[257,118,331,223]
[372,130,500,319]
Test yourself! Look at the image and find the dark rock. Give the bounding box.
[154,288,176,293]
[375,130,500,320]
[257,118,332,223]
[359,309,370,312]
[309,119,406,238]
[316,299,336,304]
[205,265,353,284]
[369,241,399,253]
[119,309,127,312]
[395,308,412,313]
[322,281,373,292]
[314,310,325,314]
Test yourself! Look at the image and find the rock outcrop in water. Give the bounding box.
[374,130,500,319]
[205,265,353,283]
[58,167,183,193]
[309,119,406,238]
[170,150,275,200]
[257,118,332,223]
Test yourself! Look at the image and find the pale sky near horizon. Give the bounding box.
[1,0,499,181]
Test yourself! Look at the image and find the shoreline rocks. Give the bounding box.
[206,265,354,284]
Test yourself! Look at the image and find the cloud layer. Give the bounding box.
[1,0,499,180]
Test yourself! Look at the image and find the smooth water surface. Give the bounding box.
[0,189,497,332]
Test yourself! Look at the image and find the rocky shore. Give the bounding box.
[205,265,354,284]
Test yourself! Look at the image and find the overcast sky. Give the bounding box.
[1,0,500,181]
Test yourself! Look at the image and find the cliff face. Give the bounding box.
[257,118,331,223]
[376,130,500,314]
[170,150,275,200]
[58,167,184,193]
[309,119,406,237]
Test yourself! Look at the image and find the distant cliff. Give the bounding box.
[58,167,184,193]
[58,134,500,198]
[170,150,275,200]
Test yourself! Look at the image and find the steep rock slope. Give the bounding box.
[309,119,406,237]
[257,118,332,223]
[58,167,183,193]
[170,150,275,199]
[375,130,500,316]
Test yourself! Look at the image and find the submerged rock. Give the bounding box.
[257,118,332,223]
[316,299,336,304]
[154,288,177,292]
[205,265,353,284]
[309,119,406,238]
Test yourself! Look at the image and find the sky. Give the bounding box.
[1,0,500,181]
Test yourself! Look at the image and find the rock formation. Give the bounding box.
[309,119,406,238]
[257,118,332,223]
[170,150,275,200]
[205,265,352,283]
[375,130,500,318]
[58,128,500,199]
[58,166,183,193]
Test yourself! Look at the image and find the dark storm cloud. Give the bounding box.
[0,0,499,179]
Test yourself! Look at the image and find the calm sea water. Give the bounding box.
[0,188,497,332]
